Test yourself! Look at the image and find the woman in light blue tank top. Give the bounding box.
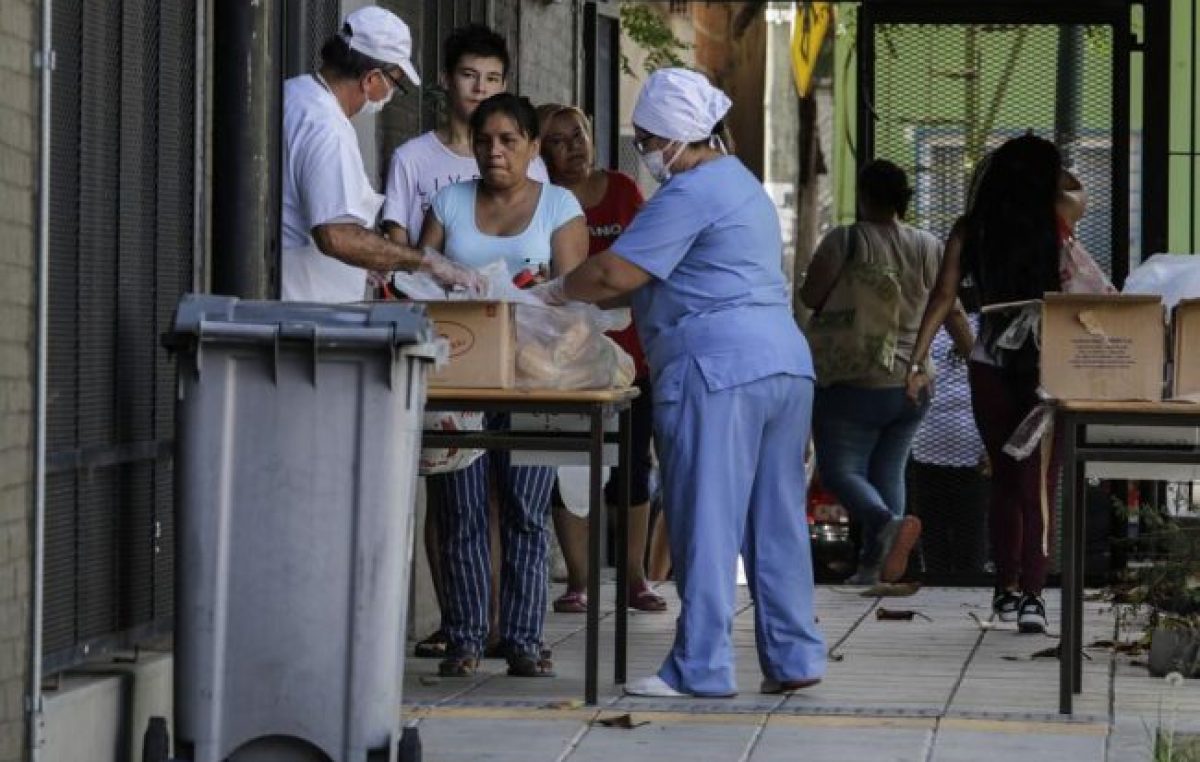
[417,94,586,279]
[416,94,586,680]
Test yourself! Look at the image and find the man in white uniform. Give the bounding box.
[281,6,477,302]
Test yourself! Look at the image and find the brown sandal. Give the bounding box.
[628,583,667,612]
[553,590,587,614]
[506,651,556,678]
[413,629,450,659]
[438,652,480,677]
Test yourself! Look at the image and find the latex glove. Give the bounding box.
[529,276,569,306]
[419,248,485,296]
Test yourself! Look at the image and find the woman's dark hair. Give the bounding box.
[470,93,539,139]
[961,134,1063,306]
[319,32,390,80]
[858,159,913,219]
[444,23,510,78]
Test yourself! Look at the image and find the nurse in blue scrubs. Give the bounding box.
[533,68,826,697]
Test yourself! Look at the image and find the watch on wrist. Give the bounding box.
[909,362,923,375]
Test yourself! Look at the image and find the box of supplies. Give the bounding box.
[424,300,516,388]
[1040,293,1165,401]
[1171,298,1200,400]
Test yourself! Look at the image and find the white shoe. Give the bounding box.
[623,675,687,698]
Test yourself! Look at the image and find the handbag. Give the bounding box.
[805,224,903,386]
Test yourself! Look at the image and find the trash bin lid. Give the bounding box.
[167,294,434,351]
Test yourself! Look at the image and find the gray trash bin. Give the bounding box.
[166,294,443,762]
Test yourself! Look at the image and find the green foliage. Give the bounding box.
[1112,498,1200,625]
[620,4,690,78]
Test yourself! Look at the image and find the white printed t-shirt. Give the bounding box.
[382,130,549,242]
[280,74,384,303]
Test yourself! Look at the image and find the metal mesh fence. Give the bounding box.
[44,0,194,672]
[870,23,1117,276]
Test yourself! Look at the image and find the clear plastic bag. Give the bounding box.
[1123,253,1200,308]
[514,302,635,390]
[419,411,485,475]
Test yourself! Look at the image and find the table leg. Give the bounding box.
[1059,413,1078,715]
[585,409,605,706]
[1072,423,1087,695]
[614,407,632,684]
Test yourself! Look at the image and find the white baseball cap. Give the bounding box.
[341,6,421,86]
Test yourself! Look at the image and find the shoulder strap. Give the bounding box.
[812,223,857,318]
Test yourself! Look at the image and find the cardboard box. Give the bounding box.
[424,301,515,388]
[1040,293,1165,401]
[1172,298,1200,399]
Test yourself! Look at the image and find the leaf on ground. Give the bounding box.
[543,699,584,710]
[418,676,441,686]
[595,713,649,729]
[876,608,932,622]
[1030,646,1061,659]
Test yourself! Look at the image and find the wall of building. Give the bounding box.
[0,0,37,756]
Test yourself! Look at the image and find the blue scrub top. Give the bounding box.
[610,156,814,397]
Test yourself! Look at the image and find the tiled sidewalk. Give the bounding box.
[401,584,1200,761]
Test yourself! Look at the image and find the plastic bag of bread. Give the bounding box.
[514,303,635,390]
[419,410,485,475]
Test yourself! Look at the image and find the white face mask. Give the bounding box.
[356,72,396,117]
[638,140,682,183]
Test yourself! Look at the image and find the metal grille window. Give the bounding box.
[44,0,195,673]
[859,12,1131,283]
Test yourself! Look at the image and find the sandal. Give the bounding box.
[628,582,667,612]
[413,629,449,659]
[552,590,588,614]
[506,651,556,678]
[437,651,480,677]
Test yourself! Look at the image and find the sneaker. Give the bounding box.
[1017,593,1048,634]
[992,589,1021,623]
[878,516,922,583]
[624,675,688,698]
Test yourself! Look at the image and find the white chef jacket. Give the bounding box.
[280,74,384,303]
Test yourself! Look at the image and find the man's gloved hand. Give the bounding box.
[419,247,486,295]
[529,276,569,306]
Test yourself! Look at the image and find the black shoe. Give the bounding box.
[1017,593,1048,634]
[992,589,1021,623]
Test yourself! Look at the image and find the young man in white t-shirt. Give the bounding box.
[382,24,548,246]
[384,24,547,664]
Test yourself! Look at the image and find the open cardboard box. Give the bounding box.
[1172,298,1200,400]
[422,300,516,388]
[1040,293,1166,401]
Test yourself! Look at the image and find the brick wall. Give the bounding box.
[0,0,37,757]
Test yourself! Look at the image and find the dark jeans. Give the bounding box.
[968,362,1061,595]
[812,384,929,565]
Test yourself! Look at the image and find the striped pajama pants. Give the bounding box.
[433,424,555,659]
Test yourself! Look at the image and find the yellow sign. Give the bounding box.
[791,2,833,97]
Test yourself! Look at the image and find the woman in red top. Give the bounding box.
[538,103,666,613]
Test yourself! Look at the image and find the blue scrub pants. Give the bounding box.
[653,361,826,696]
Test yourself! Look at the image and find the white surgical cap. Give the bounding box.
[632,68,731,143]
